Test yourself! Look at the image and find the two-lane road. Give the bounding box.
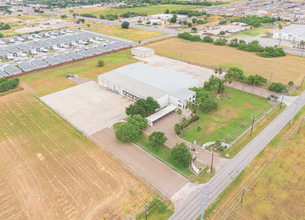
[170,91,305,220]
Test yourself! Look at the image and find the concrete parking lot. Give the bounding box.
[91,128,188,198]
[41,81,133,136]
[136,55,214,85]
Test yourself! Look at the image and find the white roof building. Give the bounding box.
[98,63,198,111]
[273,25,305,42]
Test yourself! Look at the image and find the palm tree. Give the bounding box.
[300,40,305,57]
[218,67,223,79]
[214,68,218,77]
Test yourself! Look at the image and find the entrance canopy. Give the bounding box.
[146,104,177,126]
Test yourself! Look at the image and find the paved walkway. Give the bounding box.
[91,128,188,198]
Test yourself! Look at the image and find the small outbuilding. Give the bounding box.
[131,47,155,58]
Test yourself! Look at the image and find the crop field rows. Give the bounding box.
[0,91,151,220]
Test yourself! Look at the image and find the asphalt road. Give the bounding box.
[170,91,305,220]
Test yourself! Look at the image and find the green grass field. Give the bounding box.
[180,87,271,145]
[20,49,136,97]
[0,90,152,219]
[89,25,166,42]
[61,4,203,17]
[205,105,305,219]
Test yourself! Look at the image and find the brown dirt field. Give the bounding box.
[0,90,152,220]
[146,38,305,85]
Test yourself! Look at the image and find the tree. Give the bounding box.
[87,24,90,27]
[246,74,267,86]
[288,81,294,88]
[225,67,245,86]
[191,27,197,33]
[97,59,104,67]
[196,126,202,143]
[181,117,189,137]
[177,108,182,123]
[0,33,3,38]
[192,18,197,25]
[164,9,170,14]
[219,30,226,35]
[218,68,223,79]
[121,21,130,29]
[278,23,283,29]
[170,14,177,23]
[202,35,213,43]
[149,132,167,151]
[268,82,287,93]
[61,15,67,19]
[187,22,192,28]
[115,123,141,142]
[171,142,192,167]
[127,114,148,130]
[125,97,160,117]
[174,123,182,134]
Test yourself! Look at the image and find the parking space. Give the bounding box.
[136,55,214,85]
[41,81,133,136]
[91,127,188,198]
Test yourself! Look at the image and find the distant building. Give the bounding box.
[131,47,154,58]
[205,24,217,30]
[273,25,305,42]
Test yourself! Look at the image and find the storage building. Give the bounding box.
[131,47,154,58]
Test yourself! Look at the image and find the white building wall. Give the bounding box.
[157,94,169,108]
[273,32,304,41]
[131,48,155,57]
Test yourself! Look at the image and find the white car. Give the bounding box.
[41,48,49,53]
[7,54,14,60]
[31,49,38,55]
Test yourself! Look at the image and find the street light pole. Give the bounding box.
[269,70,273,83]
[240,185,249,204]
[210,148,215,173]
[298,117,305,134]
[280,93,285,109]
[250,115,255,136]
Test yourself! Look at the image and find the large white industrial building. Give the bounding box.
[273,25,305,42]
[98,63,199,110]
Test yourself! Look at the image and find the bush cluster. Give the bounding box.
[268,82,287,93]
[232,16,276,27]
[120,11,146,18]
[0,78,19,93]
[80,13,96,18]
[174,115,199,135]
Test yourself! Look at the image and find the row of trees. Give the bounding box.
[178,33,286,58]
[0,78,19,93]
[126,97,160,117]
[232,16,277,27]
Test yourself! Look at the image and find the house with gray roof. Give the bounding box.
[31,59,49,68]
[18,61,37,72]
[43,56,62,65]
[3,64,22,75]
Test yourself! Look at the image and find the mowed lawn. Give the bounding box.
[147,38,305,85]
[20,49,136,97]
[205,106,305,219]
[0,90,152,220]
[89,25,166,42]
[60,4,202,17]
[181,87,269,144]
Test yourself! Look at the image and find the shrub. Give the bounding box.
[202,35,213,43]
[174,123,182,134]
[97,59,104,67]
[171,142,192,167]
[213,37,227,46]
[121,21,130,29]
[0,78,19,93]
[178,32,201,42]
[80,13,97,18]
[268,82,287,93]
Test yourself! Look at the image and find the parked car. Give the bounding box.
[270,94,278,99]
[31,49,38,55]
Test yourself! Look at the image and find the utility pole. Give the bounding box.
[300,75,305,90]
[290,96,300,125]
[240,185,249,204]
[280,93,285,109]
[144,205,148,220]
[298,117,305,134]
[180,51,182,60]
[210,147,215,173]
[278,34,282,46]
[269,70,273,83]
[200,183,209,220]
[250,115,256,137]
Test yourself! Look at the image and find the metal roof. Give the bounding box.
[133,47,154,52]
[77,49,94,57]
[66,51,84,60]
[54,53,73,62]
[170,87,195,100]
[43,56,62,65]
[0,69,7,78]
[18,61,37,72]
[146,104,177,123]
[3,64,22,75]
[31,59,49,68]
